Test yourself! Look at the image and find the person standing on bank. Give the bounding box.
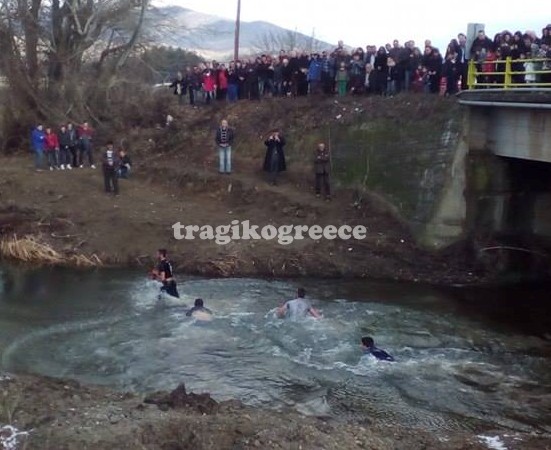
[58,124,73,170]
[44,127,60,171]
[156,249,179,299]
[314,142,331,200]
[31,124,46,171]
[215,119,234,174]
[263,129,286,185]
[169,71,187,105]
[117,148,132,179]
[101,141,120,195]
[78,121,95,168]
[66,123,78,168]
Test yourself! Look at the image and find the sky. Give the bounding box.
[158,0,548,53]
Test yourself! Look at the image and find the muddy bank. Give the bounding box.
[1,94,547,284]
[1,372,549,450]
[0,154,484,285]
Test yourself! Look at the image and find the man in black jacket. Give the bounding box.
[263,129,286,185]
[314,142,331,200]
[58,125,73,170]
[169,71,187,104]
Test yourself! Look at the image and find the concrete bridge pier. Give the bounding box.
[458,89,551,273]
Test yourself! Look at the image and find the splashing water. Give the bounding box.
[0,425,29,450]
[0,269,550,436]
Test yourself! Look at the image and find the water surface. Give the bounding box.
[0,266,550,434]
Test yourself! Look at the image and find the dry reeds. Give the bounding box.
[70,253,103,267]
[0,234,62,264]
[206,255,239,277]
[0,235,102,267]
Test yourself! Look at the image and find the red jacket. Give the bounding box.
[217,69,228,89]
[45,132,59,151]
[202,70,216,92]
[78,125,93,140]
[482,52,497,73]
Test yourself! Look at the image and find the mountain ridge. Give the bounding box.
[146,5,334,60]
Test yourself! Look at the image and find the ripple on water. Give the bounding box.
[1,275,550,435]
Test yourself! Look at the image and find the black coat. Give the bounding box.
[263,136,286,172]
[169,77,186,95]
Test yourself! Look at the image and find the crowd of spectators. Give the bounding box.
[169,23,551,103]
[30,122,95,171]
[30,121,131,183]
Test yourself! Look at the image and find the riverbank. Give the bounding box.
[0,151,480,285]
[2,94,546,285]
[1,372,549,450]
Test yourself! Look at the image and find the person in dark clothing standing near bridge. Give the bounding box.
[155,248,179,299]
[314,142,331,200]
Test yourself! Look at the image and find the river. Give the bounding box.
[0,265,550,435]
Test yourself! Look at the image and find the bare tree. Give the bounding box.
[0,0,149,125]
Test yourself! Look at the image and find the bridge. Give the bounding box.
[420,59,551,264]
[445,84,551,272]
[457,89,551,163]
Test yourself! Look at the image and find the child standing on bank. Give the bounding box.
[335,62,349,96]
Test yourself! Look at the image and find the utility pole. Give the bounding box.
[234,0,241,61]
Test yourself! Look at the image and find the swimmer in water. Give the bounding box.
[276,288,322,319]
[154,248,179,299]
[186,298,213,319]
[360,336,395,362]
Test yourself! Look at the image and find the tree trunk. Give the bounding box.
[21,0,41,81]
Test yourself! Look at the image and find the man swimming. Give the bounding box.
[186,298,213,321]
[186,298,212,316]
[360,336,395,362]
[276,288,322,319]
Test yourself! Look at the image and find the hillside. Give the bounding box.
[0,93,483,284]
[146,5,334,59]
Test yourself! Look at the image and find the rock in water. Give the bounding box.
[143,383,218,414]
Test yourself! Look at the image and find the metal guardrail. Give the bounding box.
[467,57,551,89]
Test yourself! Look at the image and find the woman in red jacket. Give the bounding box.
[216,63,229,101]
[202,63,216,105]
[45,127,60,170]
[481,47,497,86]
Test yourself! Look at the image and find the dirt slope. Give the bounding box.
[0,94,477,283]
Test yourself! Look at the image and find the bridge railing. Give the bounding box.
[467,57,551,89]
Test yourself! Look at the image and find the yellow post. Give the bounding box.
[467,59,476,89]
[504,56,512,89]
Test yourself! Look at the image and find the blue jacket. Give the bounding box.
[31,128,46,151]
[308,59,322,82]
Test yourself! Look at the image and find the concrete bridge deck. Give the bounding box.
[457,89,551,163]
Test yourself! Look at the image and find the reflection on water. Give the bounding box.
[0,265,550,434]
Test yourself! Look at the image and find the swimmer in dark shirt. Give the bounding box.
[360,336,395,362]
[154,248,179,298]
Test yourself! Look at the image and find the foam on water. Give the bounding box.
[0,274,550,435]
[478,435,508,450]
[0,425,29,450]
